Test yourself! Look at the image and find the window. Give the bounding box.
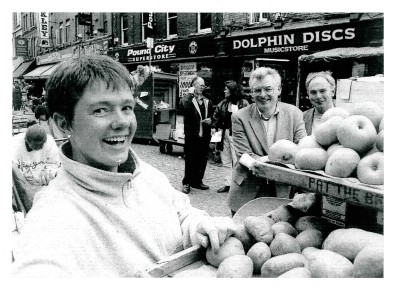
[22,14,28,31]
[58,22,63,45]
[121,14,128,45]
[250,13,271,24]
[65,19,70,43]
[50,26,54,46]
[29,13,36,28]
[198,13,211,33]
[167,13,177,38]
[103,20,108,33]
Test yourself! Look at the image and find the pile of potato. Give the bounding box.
[205,193,384,278]
[269,102,384,185]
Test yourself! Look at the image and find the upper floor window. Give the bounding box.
[250,13,271,24]
[103,20,108,33]
[65,20,70,43]
[22,14,28,31]
[29,13,36,27]
[121,14,128,45]
[198,13,211,33]
[58,22,63,45]
[50,26,54,46]
[167,13,177,38]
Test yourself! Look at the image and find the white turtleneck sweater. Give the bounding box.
[12,143,208,277]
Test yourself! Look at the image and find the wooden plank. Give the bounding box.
[253,162,383,210]
[146,245,205,278]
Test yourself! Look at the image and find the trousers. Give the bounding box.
[182,135,210,186]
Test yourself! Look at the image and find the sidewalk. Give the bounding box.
[131,142,232,217]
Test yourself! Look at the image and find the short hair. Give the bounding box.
[34,105,49,120]
[25,124,47,144]
[224,80,239,98]
[45,55,134,124]
[305,71,336,91]
[190,76,204,86]
[249,67,281,89]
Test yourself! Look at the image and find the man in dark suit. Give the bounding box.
[228,67,307,214]
[179,77,214,194]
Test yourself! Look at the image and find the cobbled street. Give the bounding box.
[131,141,231,217]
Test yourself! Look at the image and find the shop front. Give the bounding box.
[216,17,383,107]
[107,35,217,104]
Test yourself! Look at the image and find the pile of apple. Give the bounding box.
[269,102,384,185]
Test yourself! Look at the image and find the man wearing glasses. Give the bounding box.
[227,67,307,215]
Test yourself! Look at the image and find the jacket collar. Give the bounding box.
[59,142,141,200]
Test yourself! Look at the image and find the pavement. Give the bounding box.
[130,141,232,217]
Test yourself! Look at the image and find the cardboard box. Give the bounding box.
[336,76,384,110]
[155,124,172,140]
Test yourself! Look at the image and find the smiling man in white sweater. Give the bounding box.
[12,55,236,277]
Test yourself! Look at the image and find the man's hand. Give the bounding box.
[193,217,237,254]
[201,118,212,125]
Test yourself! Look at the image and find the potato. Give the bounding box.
[258,214,276,226]
[301,247,320,259]
[295,229,324,251]
[233,223,254,252]
[260,253,308,278]
[206,237,245,267]
[270,233,301,256]
[323,228,384,262]
[295,216,333,236]
[290,192,318,214]
[216,255,253,278]
[307,249,354,278]
[271,221,298,237]
[243,216,274,244]
[353,243,384,277]
[246,242,271,274]
[268,205,301,226]
[278,267,312,278]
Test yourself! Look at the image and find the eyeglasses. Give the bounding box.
[251,87,277,96]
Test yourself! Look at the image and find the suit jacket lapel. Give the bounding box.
[192,97,202,119]
[249,104,269,154]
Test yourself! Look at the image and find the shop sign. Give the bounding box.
[144,13,156,38]
[36,39,109,65]
[178,62,197,97]
[15,38,28,57]
[229,21,383,56]
[39,12,50,47]
[114,43,177,63]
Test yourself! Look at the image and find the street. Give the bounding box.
[130,141,232,217]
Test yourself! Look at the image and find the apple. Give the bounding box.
[362,143,380,158]
[314,116,344,147]
[337,115,377,155]
[376,130,384,152]
[379,117,384,132]
[357,152,384,185]
[321,107,349,122]
[298,135,323,149]
[269,139,299,165]
[326,143,344,157]
[348,102,383,132]
[325,148,360,178]
[295,148,329,170]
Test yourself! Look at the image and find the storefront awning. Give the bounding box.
[298,46,384,64]
[23,64,57,80]
[13,60,35,79]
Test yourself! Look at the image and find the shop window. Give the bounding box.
[121,14,128,45]
[250,13,271,24]
[167,13,177,38]
[198,13,211,33]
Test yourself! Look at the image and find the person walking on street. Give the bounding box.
[179,77,214,194]
[303,71,336,135]
[13,81,23,111]
[213,80,249,193]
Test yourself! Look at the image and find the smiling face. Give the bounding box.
[251,75,281,114]
[307,76,335,114]
[68,81,137,172]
